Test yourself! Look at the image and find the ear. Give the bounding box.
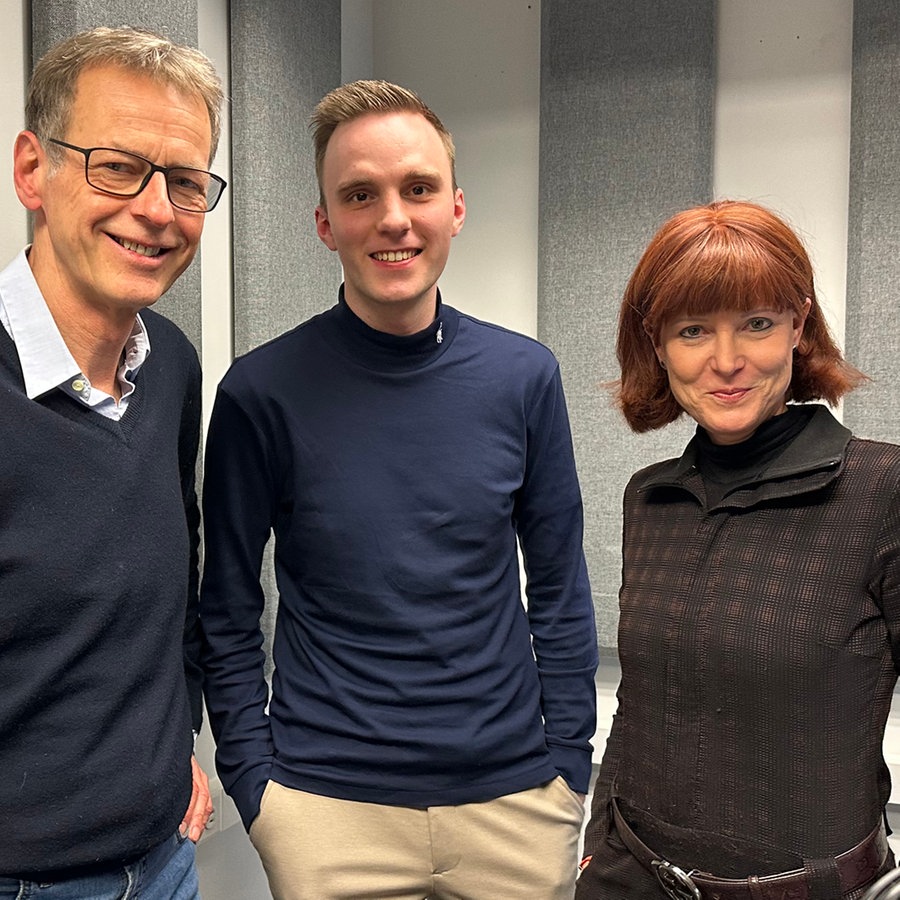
[315,204,338,251]
[643,318,667,370]
[13,131,46,212]
[450,187,466,237]
[794,297,812,347]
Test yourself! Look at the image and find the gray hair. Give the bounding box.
[26,26,224,166]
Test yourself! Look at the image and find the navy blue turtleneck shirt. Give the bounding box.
[200,290,597,828]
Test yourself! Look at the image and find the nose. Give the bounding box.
[130,171,176,226]
[711,332,744,374]
[377,192,411,234]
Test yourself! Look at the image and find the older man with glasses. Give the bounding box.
[0,26,225,900]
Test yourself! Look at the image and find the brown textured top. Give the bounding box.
[581,405,900,896]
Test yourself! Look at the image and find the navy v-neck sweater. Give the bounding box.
[201,293,597,829]
[0,309,202,877]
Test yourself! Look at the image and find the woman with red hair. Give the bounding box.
[577,200,900,899]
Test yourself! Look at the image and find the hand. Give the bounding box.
[180,755,213,842]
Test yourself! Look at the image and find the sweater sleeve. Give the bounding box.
[200,384,278,829]
[515,366,598,794]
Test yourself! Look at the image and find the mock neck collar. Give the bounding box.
[695,404,813,476]
[637,404,850,506]
[327,285,459,372]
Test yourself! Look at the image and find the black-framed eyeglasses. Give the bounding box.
[46,138,227,213]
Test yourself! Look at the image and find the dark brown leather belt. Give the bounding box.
[611,798,889,900]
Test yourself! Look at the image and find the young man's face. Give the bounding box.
[18,64,211,324]
[315,110,466,336]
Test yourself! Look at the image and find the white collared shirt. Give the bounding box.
[0,248,150,420]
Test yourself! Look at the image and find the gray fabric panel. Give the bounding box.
[230,0,342,357]
[230,2,341,665]
[32,0,195,54]
[539,1,715,647]
[31,0,202,349]
[843,0,900,443]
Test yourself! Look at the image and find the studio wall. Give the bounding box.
[230,0,342,357]
[539,0,716,646]
[227,0,343,667]
[844,0,900,443]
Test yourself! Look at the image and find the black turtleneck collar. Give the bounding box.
[696,404,815,471]
[695,404,816,504]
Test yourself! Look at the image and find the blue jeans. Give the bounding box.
[0,832,199,900]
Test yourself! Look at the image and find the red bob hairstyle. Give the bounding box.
[616,200,866,432]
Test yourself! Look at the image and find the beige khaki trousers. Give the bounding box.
[249,776,584,900]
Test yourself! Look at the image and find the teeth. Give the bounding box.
[118,238,162,258]
[373,250,416,262]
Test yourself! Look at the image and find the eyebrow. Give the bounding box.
[334,178,374,195]
[95,144,210,171]
[334,168,445,196]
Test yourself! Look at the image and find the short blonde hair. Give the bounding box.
[310,79,457,204]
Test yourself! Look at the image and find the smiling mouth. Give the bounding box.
[113,236,165,258]
[711,388,749,399]
[371,249,420,262]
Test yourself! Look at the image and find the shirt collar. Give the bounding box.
[0,247,150,400]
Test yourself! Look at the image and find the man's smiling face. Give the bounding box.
[27,63,211,323]
[314,110,465,336]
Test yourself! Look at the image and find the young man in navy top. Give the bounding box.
[201,80,597,899]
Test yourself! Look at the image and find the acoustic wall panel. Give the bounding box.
[32,0,196,55]
[539,1,716,646]
[230,1,341,661]
[230,0,342,357]
[32,0,204,349]
[843,0,900,443]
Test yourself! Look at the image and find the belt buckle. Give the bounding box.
[651,859,702,900]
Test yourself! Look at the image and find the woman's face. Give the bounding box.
[653,301,810,445]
